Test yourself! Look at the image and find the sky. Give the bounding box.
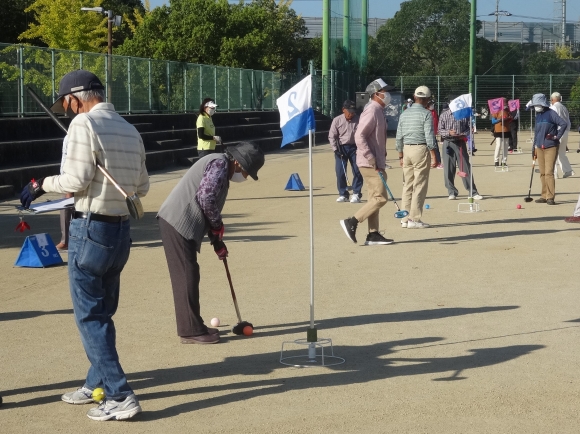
[147,1,580,23]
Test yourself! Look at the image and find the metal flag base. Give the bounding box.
[457,197,482,213]
[494,164,509,172]
[280,338,345,367]
[280,328,344,367]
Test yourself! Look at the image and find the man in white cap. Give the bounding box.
[395,86,438,228]
[550,92,574,178]
[340,78,394,246]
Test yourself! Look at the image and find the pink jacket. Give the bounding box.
[355,100,387,170]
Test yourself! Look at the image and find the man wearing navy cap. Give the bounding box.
[20,69,149,421]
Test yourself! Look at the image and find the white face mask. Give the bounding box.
[377,92,391,106]
[534,106,543,112]
[207,107,216,116]
[231,171,247,183]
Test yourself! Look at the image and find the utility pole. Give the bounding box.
[562,0,566,46]
[495,0,499,42]
[488,0,511,42]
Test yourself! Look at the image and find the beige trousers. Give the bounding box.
[537,146,558,200]
[354,167,388,233]
[401,145,431,222]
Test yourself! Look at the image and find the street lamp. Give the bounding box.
[81,7,122,102]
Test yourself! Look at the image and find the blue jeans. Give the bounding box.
[335,144,363,197]
[68,215,133,401]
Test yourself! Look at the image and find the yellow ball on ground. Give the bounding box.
[92,388,105,403]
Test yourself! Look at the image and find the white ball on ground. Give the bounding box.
[210,317,220,327]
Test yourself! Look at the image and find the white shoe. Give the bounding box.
[62,387,95,405]
[86,394,142,421]
[472,194,483,200]
[350,194,361,203]
[448,194,457,200]
[384,164,392,169]
[336,196,347,202]
[407,220,430,229]
[563,171,575,178]
[401,221,408,228]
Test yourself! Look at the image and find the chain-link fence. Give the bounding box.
[1,43,579,131]
[0,44,283,116]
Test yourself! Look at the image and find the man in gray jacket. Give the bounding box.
[157,142,264,344]
[340,78,394,246]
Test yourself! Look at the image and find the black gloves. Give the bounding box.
[445,146,454,156]
[20,178,45,209]
[334,149,344,158]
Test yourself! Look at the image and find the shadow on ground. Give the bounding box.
[2,304,544,419]
[0,309,73,322]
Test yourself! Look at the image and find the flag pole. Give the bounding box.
[307,128,317,359]
[309,128,314,330]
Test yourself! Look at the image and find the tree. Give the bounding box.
[219,0,309,71]
[19,0,108,52]
[118,0,312,72]
[0,0,37,45]
[523,51,566,75]
[367,0,473,77]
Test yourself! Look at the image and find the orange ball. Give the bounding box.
[242,325,253,336]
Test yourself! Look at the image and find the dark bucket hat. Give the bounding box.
[227,142,265,181]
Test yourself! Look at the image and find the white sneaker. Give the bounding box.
[62,387,94,405]
[563,171,575,178]
[407,220,430,229]
[336,196,347,202]
[350,194,361,203]
[448,194,457,200]
[385,164,392,169]
[401,221,408,228]
[86,393,142,421]
[472,194,483,200]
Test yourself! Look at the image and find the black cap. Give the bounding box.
[227,141,265,181]
[50,70,104,114]
[342,100,356,112]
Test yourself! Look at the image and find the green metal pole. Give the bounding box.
[322,0,330,115]
[343,0,350,69]
[469,0,476,97]
[322,0,329,73]
[361,0,368,70]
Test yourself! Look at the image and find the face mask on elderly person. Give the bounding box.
[377,91,391,106]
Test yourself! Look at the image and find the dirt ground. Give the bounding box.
[2,131,580,433]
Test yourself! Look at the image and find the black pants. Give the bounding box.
[158,217,209,337]
[509,121,518,150]
[197,149,216,158]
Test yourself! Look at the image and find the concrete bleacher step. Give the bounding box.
[131,123,154,133]
[239,117,261,123]
[156,139,183,149]
[0,110,331,191]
